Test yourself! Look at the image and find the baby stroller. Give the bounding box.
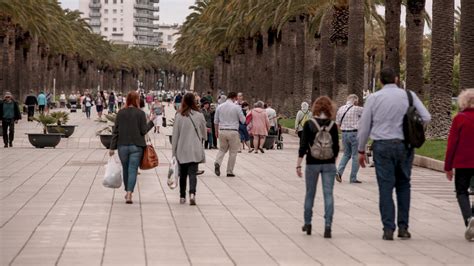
[262,118,283,150]
[275,119,283,150]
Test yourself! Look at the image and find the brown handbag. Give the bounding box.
[140,135,159,170]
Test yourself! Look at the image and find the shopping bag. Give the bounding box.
[167,157,179,189]
[103,155,122,189]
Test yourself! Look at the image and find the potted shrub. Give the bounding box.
[96,113,116,149]
[27,114,63,148]
[46,111,77,138]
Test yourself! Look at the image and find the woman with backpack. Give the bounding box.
[295,102,312,138]
[296,96,339,238]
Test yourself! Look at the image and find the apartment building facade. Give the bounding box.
[79,0,161,47]
[157,23,180,53]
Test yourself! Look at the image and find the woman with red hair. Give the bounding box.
[110,91,155,204]
[296,96,339,238]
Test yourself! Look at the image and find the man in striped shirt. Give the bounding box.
[335,94,364,183]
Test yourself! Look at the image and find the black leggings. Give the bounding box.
[179,162,198,198]
[455,168,474,226]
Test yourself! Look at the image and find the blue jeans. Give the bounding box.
[372,140,414,231]
[85,106,91,118]
[118,145,144,192]
[304,164,336,226]
[337,131,360,182]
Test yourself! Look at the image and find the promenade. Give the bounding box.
[0,108,472,266]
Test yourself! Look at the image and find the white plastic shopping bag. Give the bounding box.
[103,155,122,189]
[167,157,179,189]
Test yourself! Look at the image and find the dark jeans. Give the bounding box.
[373,140,414,231]
[204,130,213,149]
[27,106,35,120]
[2,119,14,145]
[85,106,91,118]
[38,105,45,114]
[455,168,474,226]
[179,162,198,198]
[118,145,144,192]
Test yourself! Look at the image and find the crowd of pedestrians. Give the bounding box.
[1,66,472,242]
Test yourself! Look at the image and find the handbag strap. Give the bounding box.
[188,112,201,141]
[339,105,354,125]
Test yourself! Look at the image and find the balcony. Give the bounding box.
[133,40,160,46]
[134,31,161,37]
[89,12,101,17]
[151,6,159,12]
[134,21,153,28]
[89,2,101,8]
[134,3,152,10]
[90,21,101,26]
[134,12,154,19]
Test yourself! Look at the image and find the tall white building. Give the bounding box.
[79,0,161,47]
[158,24,180,53]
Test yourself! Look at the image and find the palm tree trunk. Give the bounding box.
[281,22,296,117]
[332,5,349,106]
[294,16,306,112]
[348,0,365,102]
[270,30,282,111]
[303,18,317,104]
[406,0,426,98]
[428,0,454,139]
[385,0,401,75]
[460,0,474,90]
[320,10,335,98]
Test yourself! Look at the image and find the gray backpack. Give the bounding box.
[309,118,334,160]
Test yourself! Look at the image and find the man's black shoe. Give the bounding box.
[4,144,8,148]
[8,142,12,147]
[324,226,332,238]
[383,229,394,240]
[226,174,235,177]
[196,170,205,176]
[214,163,220,177]
[398,228,411,239]
[302,224,312,235]
[350,180,362,184]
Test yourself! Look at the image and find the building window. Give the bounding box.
[113,9,117,14]
[104,0,108,3]
[120,9,123,13]
[113,18,117,23]
[121,0,123,3]
[104,27,108,31]
[120,18,123,21]
[120,27,123,31]
[113,27,117,32]
[104,18,108,22]
[104,9,108,14]
[168,35,172,41]
[113,0,117,3]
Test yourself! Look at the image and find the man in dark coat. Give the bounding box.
[0,92,22,147]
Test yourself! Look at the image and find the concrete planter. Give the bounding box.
[46,125,77,138]
[27,133,62,148]
[100,134,113,149]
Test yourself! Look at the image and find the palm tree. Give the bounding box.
[460,0,474,90]
[405,0,426,98]
[385,0,401,75]
[428,0,454,139]
[348,0,365,102]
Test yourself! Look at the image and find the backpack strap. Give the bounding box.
[406,90,414,107]
[310,118,334,132]
[310,118,321,131]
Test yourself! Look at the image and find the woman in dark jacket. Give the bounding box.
[296,96,339,238]
[110,91,154,204]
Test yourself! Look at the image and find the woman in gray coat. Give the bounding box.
[172,93,207,205]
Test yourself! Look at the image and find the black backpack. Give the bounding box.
[403,90,425,148]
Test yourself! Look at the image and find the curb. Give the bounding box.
[282,127,445,173]
[413,155,444,172]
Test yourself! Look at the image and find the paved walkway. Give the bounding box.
[0,107,472,266]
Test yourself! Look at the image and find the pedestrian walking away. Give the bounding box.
[172,93,207,205]
[37,91,47,114]
[335,94,364,183]
[358,68,431,241]
[1,92,22,148]
[444,88,474,241]
[117,93,124,110]
[239,102,251,151]
[110,91,155,204]
[265,101,278,135]
[24,90,38,121]
[295,102,312,138]
[173,92,183,110]
[108,92,116,113]
[296,96,339,238]
[247,101,270,154]
[214,92,246,177]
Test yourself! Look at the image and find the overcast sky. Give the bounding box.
[59,0,461,26]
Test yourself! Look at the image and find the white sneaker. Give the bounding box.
[465,217,474,241]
